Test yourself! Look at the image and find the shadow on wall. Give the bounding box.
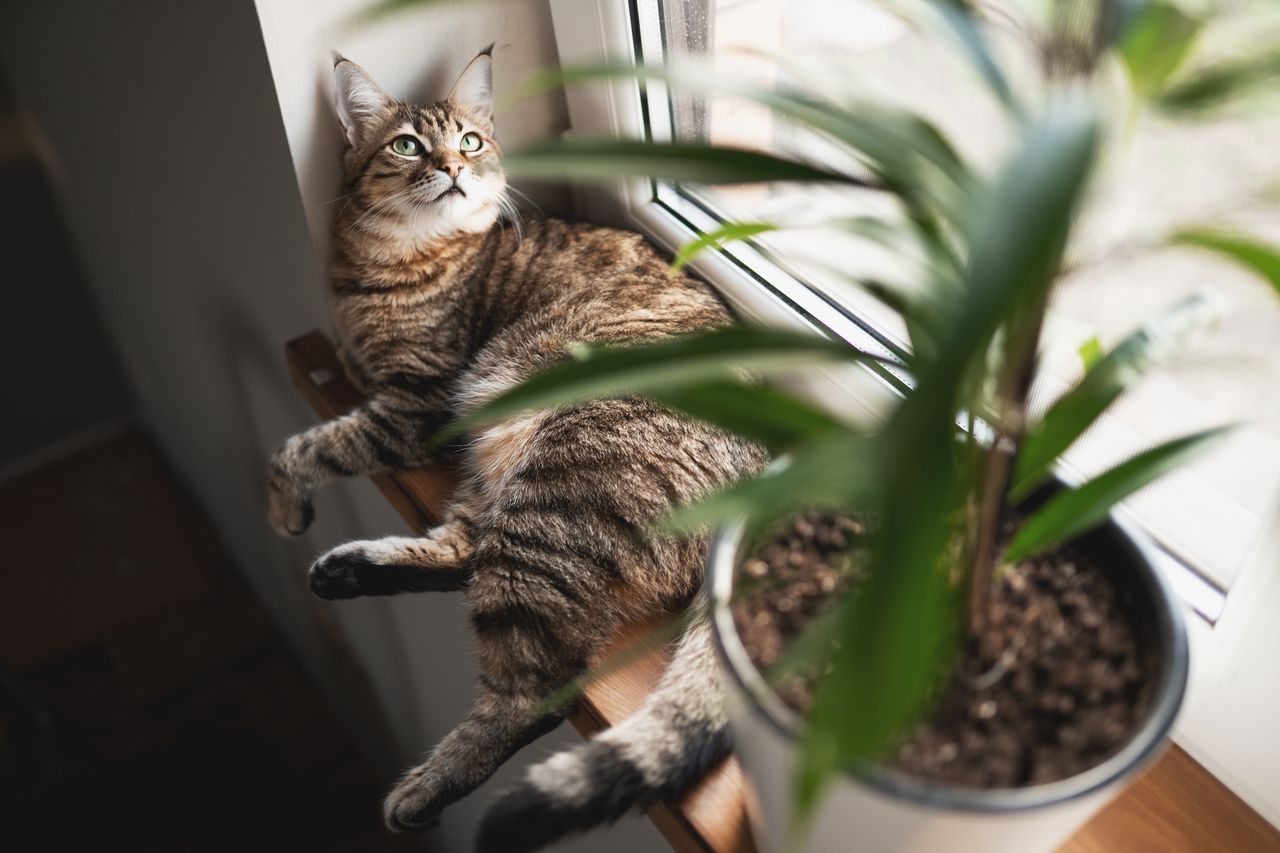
[0,73,132,468]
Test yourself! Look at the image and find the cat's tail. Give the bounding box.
[476,609,730,853]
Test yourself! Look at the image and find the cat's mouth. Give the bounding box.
[436,185,466,202]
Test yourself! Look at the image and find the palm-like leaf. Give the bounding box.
[502,138,866,185]
[1006,426,1233,562]
[1156,49,1280,115]
[1174,229,1280,298]
[436,326,879,444]
[649,380,845,454]
[670,222,780,274]
[796,98,1103,818]
[1119,0,1202,100]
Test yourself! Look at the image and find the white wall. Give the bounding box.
[0,0,662,849]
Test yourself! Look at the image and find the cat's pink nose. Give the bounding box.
[440,163,462,179]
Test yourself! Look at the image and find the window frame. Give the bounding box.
[547,0,1280,827]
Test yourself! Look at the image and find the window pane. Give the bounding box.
[651,0,1280,589]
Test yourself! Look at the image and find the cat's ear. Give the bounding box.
[447,45,494,120]
[332,55,393,148]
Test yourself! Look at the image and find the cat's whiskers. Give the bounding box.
[343,186,421,239]
[504,185,544,215]
[494,191,525,245]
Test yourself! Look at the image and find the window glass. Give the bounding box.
[647,0,1280,590]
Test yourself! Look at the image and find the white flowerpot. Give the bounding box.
[706,505,1189,853]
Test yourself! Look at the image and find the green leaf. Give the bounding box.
[660,430,877,534]
[1006,426,1233,562]
[1012,329,1149,501]
[502,138,862,185]
[1119,0,1202,100]
[925,0,1018,111]
[795,398,960,823]
[1011,293,1220,501]
[671,222,779,274]
[1157,51,1280,115]
[649,381,845,454]
[535,605,697,716]
[766,600,847,683]
[436,326,876,444]
[344,0,441,27]
[832,215,908,247]
[1078,335,1104,372]
[517,62,971,192]
[795,98,1103,823]
[953,97,1102,391]
[1173,229,1280,298]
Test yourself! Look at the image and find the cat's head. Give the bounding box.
[332,47,508,241]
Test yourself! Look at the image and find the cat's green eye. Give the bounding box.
[390,136,422,157]
[459,132,483,153]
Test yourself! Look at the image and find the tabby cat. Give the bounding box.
[265,48,766,851]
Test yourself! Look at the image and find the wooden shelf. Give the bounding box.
[286,331,756,853]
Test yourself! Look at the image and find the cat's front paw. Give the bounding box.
[308,543,374,600]
[268,478,314,537]
[383,768,446,832]
[267,448,313,537]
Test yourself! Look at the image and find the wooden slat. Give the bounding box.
[1058,745,1280,853]
[285,330,756,853]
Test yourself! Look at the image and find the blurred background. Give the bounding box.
[0,1,667,850]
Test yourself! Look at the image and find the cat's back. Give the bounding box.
[503,215,733,343]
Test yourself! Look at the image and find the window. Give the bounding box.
[548,0,1280,826]
[610,0,1280,620]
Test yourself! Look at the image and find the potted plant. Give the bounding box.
[445,0,1280,849]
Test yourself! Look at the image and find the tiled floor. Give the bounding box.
[0,430,423,851]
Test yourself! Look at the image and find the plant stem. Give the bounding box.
[967,296,1049,637]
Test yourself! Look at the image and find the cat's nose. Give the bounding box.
[440,163,462,179]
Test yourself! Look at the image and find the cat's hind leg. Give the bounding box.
[382,542,595,831]
[309,518,474,600]
[382,684,567,831]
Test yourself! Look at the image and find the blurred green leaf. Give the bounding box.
[925,0,1018,111]
[833,215,908,247]
[503,138,862,185]
[518,62,971,193]
[1012,327,1149,501]
[1011,293,1220,501]
[796,99,1102,821]
[436,326,877,444]
[1157,50,1280,115]
[661,430,878,534]
[345,0,439,27]
[766,599,847,683]
[1078,335,1104,371]
[1006,426,1233,562]
[671,222,779,273]
[958,98,1101,383]
[1120,0,1202,100]
[650,380,845,454]
[796,392,960,821]
[1173,229,1280,298]
[535,606,695,716]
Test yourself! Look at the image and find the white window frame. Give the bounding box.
[548,0,1280,829]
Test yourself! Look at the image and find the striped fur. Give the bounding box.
[477,616,730,852]
[267,50,767,844]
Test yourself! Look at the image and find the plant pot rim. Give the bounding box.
[706,502,1190,814]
